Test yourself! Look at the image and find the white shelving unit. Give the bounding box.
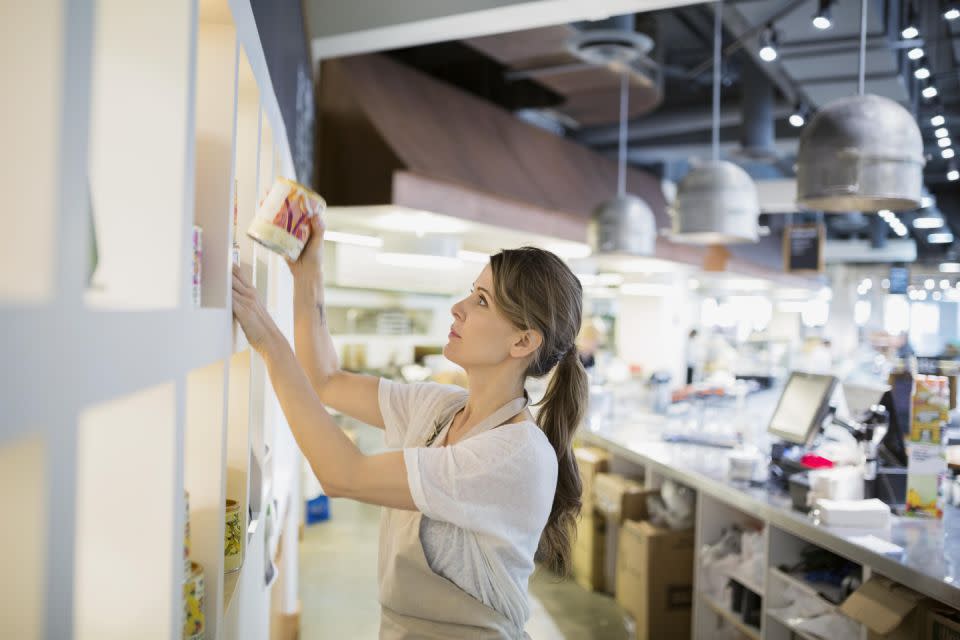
[0,1,302,638]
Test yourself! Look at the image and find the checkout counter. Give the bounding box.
[578,372,959,638]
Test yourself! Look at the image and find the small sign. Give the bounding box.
[783,224,824,273]
[888,266,909,295]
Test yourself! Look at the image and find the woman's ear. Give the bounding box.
[510,329,543,359]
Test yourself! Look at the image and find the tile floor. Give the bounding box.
[299,497,630,639]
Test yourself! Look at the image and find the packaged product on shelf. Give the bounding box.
[184,491,191,577]
[191,226,202,307]
[906,375,949,518]
[246,177,325,261]
[183,561,205,640]
[224,498,243,573]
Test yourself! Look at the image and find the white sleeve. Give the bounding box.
[403,427,558,540]
[378,379,464,448]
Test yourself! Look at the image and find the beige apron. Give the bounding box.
[378,396,530,640]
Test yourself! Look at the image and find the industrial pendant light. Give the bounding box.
[671,0,760,245]
[589,69,656,257]
[796,0,924,212]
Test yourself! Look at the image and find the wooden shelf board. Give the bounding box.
[701,592,762,640]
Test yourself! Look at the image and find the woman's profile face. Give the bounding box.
[444,264,521,369]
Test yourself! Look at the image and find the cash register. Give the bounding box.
[768,372,908,511]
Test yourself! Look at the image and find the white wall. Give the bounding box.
[614,280,691,387]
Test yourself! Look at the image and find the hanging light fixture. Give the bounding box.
[671,0,759,245]
[796,0,924,212]
[589,68,657,257]
[812,0,833,30]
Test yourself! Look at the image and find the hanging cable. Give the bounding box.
[858,0,867,95]
[712,0,722,162]
[617,71,628,197]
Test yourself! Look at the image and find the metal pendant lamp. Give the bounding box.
[671,0,760,245]
[589,69,656,257]
[796,0,924,212]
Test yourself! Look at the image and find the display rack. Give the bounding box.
[0,1,302,638]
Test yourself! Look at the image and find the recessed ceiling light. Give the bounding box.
[944,148,956,159]
[923,85,938,99]
[935,127,949,138]
[902,25,919,39]
[949,169,960,181]
[931,115,946,127]
[908,47,925,60]
[946,8,960,21]
[789,113,805,127]
[915,67,931,80]
[914,217,945,229]
[938,137,952,148]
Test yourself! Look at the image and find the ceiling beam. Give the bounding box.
[305,0,705,60]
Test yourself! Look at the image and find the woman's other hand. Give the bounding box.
[286,215,326,282]
[232,264,279,352]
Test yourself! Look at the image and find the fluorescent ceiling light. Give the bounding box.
[901,26,919,39]
[372,209,471,235]
[940,263,960,273]
[914,217,944,229]
[620,283,673,296]
[376,253,463,269]
[931,115,946,127]
[927,233,954,244]
[324,230,383,248]
[457,250,490,264]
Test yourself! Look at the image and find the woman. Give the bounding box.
[232,216,588,639]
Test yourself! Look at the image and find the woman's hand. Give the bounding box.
[286,215,326,282]
[232,264,279,353]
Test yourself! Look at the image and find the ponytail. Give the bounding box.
[533,347,588,577]
[488,247,588,578]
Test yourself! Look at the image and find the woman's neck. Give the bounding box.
[459,365,526,429]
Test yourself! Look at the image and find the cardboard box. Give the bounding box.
[575,447,610,510]
[615,520,694,640]
[593,473,650,523]
[840,576,932,640]
[592,474,656,594]
[571,510,605,592]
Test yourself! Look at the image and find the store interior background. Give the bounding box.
[5,0,960,638]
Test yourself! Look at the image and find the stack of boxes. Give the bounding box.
[571,447,696,640]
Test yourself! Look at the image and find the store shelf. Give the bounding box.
[223,569,241,613]
[701,592,762,640]
[726,566,764,597]
[86,0,193,310]
[766,610,825,640]
[0,435,47,638]
[768,567,843,610]
[75,382,178,639]
[1,3,61,304]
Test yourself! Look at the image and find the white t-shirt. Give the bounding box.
[378,378,558,634]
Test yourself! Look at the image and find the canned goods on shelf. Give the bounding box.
[183,561,205,640]
[224,498,243,574]
[246,177,325,261]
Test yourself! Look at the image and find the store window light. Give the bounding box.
[884,295,909,335]
[801,300,829,328]
[854,299,872,326]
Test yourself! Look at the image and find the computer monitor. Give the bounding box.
[768,372,839,446]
